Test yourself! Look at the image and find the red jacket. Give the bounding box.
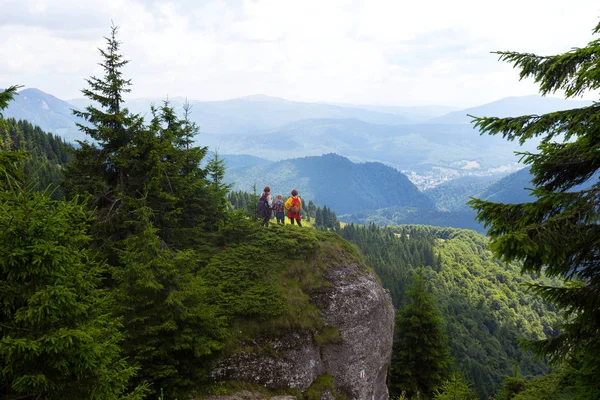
[285,196,302,219]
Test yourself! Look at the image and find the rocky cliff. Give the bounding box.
[207,229,394,400]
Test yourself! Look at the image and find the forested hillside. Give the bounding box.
[340,206,484,232]
[0,117,72,192]
[338,169,538,231]
[477,168,535,204]
[2,88,83,141]
[337,224,561,398]
[424,175,497,212]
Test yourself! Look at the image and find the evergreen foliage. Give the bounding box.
[432,373,477,400]
[342,206,484,233]
[64,23,146,238]
[337,224,562,398]
[61,25,230,398]
[0,86,19,117]
[497,365,575,400]
[388,270,452,398]
[1,117,73,194]
[468,20,600,394]
[0,164,145,400]
[206,151,232,224]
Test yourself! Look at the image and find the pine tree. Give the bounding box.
[389,270,452,398]
[315,208,323,227]
[0,163,146,400]
[0,86,19,115]
[61,25,231,398]
[64,25,221,249]
[432,373,477,400]
[112,203,226,398]
[64,23,145,237]
[205,151,231,226]
[468,21,600,380]
[0,86,19,147]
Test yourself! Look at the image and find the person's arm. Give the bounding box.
[267,195,273,207]
[284,197,292,210]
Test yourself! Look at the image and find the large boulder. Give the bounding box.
[209,248,394,400]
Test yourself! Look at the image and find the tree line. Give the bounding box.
[0,26,279,400]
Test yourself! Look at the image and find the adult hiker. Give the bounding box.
[285,189,302,226]
[258,186,274,227]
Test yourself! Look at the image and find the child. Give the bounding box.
[273,194,286,224]
[259,186,273,227]
[285,189,302,227]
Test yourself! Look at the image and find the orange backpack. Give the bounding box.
[290,197,301,213]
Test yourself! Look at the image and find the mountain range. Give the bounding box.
[3,88,593,185]
[427,95,593,124]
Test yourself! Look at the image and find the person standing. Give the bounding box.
[285,189,302,227]
[273,194,286,224]
[258,186,274,227]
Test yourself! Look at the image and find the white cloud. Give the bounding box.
[0,0,598,106]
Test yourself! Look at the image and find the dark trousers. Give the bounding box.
[289,217,302,227]
[276,212,285,224]
[262,215,270,227]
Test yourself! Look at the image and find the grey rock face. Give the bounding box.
[209,257,394,400]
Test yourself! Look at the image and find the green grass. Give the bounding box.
[202,223,363,356]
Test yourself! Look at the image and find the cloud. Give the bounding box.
[1,0,599,107]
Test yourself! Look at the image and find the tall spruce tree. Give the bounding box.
[205,151,231,227]
[62,25,231,399]
[64,25,220,248]
[468,20,600,393]
[64,23,145,240]
[389,270,452,398]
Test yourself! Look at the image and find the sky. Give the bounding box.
[0,0,599,107]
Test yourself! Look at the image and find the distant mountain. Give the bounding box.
[478,167,599,204]
[340,170,534,231]
[4,88,83,142]
[479,168,535,204]
[14,89,583,183]
[69,93,414,135]
[340,163,599,231]
[326,103,459,123]
[224,153,433,215]
[204,118,536,171]
[425,175,498,212]
[428,96,593,125]
[214,153,272,170]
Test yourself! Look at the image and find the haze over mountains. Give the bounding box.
[4,87,593,188]
[427,95,593,124]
